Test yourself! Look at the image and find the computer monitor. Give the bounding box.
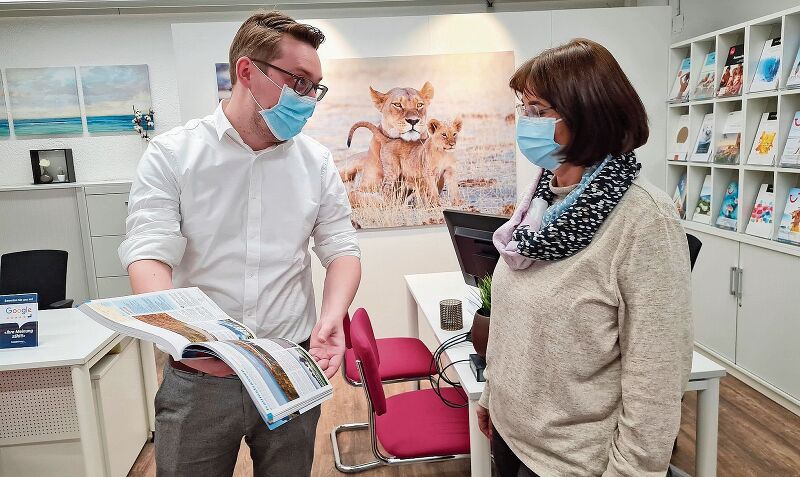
[443,209,509,287]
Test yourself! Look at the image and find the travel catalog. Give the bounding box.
[787,44,800,89]
[669,57,691,103]
[668,114,691,161]
[749,37,781,93]
[747,112,779,166]
[79,288,332,430]
[713,110,742,165]
[692,52,716,100]
[717,44,744,97]
[779,112,800,168]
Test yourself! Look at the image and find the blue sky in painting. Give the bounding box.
[80,64,151,117]
[6,67,81,120]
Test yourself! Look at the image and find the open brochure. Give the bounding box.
[79,287,332,430]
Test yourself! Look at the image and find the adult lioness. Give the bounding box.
[339,82,434,192]
[351,118,464,207]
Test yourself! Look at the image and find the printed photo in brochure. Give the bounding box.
[79,288,333,430]
[777,188,800,246]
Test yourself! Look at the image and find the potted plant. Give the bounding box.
[470,275,491,357]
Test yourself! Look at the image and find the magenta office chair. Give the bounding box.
[331,309,470,473]
[341,309,436,387]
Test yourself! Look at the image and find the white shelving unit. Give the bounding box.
[667,6,800,415]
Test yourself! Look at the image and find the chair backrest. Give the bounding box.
[686,233,702,271]
[0,250,68,309]
[343,312,352,349]
[350,309,387,415]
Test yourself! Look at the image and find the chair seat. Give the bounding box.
[344,337,434,383]
[375,387,470,458]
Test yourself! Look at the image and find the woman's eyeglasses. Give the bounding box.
[515,103,556,118]
[251,59,328,101]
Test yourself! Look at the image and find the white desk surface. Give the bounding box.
[0,308,117,371]
[405,272,727,399]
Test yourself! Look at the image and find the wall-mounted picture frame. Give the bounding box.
[30,149,76,184]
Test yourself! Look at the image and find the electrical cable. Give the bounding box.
[427,332,471,408]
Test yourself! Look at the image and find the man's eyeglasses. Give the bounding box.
[251,59,328,102]
[516,103,556,118]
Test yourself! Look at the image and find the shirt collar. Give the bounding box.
[214,100,237,142]
[214,100,296,154]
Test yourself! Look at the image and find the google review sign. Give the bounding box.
[1,293,38,348]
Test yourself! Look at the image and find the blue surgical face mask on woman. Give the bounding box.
[516,115,564,172]
[249,64,316,141]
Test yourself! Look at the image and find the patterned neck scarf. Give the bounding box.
[509,152,641,262]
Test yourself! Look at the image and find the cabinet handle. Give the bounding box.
[736,268,744,299]
[729,267,737,296]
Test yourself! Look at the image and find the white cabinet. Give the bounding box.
[78,183,132,299]
[688,228,800,405]
[690,231,739,362]
[737,244,800,400]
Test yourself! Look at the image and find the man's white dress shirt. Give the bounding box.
[119,103,360,343]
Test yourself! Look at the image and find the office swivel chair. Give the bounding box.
[0,250,73,309]
[687,233,702,271]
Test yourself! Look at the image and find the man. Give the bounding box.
[118,11,361,477]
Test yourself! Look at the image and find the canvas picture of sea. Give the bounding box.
[0,74,9,138]
[6,67,82,136]
[216,63,232,102]
[80,64,151,134]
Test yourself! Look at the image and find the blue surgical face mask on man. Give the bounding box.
[516,115,564,172]
[249,64,316,141]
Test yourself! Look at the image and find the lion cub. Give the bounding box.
[350,118,464,207]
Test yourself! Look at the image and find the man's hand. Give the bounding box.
[308,315,346,379]
[476,404,492,440]
[180,357,235,377]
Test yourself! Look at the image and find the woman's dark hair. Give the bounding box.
[510,38,649,167]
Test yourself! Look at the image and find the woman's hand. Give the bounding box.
[476,404,493,440]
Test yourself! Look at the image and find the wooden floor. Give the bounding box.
[129,351,800,477]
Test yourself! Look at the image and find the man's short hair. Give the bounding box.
[229,11,325,86]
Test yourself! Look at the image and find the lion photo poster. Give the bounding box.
[304,51,518,229]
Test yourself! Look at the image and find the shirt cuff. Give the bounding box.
[118,235,187,270]
[312,231,361,268]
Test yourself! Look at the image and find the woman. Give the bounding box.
[477,38,692,477]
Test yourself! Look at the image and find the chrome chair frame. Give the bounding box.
[331,360,470,473]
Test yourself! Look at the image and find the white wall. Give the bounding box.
[0,6,669,338]
[672,0,799,43]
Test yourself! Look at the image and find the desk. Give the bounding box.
[405,271,727,477]
[0,308,158,477]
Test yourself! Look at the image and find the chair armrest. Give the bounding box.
[49,299,74,309]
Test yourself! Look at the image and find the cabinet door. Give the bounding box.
[689,231,739,362]
[737,244,800,400]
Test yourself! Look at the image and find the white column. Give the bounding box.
[139,340,159,434]
[71,365,105,477]
[468,399,492,477]
[695,378,720,477]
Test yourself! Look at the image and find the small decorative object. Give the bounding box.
[469,275,492,357]
[132,106,155,141]
[439,298,463,331]
[30,149,75,185]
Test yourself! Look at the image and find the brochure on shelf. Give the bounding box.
[692,52,716,100]
[713,110,742,165]
[747,112,779,166]
[668,114,691,161]
[669,57,691,103]
[692,174,713,224]
[779,112,800,168]
[745,184,775,239]
[690,113,714,163]
[749,37,782,93]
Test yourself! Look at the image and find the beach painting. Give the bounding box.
[216,63,232,102]
[80,64,151,134]
[6,67,83,136]
[0,74,9,138]
[305,51,517,229]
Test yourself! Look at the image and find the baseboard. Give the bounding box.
[694,345,800,417]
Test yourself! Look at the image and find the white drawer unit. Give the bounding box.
[97,277,133,300]
[91,236,127,278]
[77,182,132,299]
[86,194,128,237]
